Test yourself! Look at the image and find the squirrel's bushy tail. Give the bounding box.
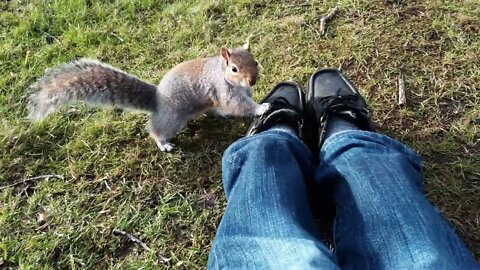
[28,59,158,120]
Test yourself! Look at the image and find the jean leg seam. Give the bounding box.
[212,247,220,270]
[224,157,242,169]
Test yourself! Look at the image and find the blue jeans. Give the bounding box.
[208,130,479,269]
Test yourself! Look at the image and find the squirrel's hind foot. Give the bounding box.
[156,139,175,152]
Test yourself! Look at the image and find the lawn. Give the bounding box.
[1,0,479,269]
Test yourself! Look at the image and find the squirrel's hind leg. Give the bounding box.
[204,108,229,118]
[147,113,188,152]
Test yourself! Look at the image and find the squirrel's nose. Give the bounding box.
[249,77,257,86]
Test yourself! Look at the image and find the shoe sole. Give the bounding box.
[306,68,360,103]
[260,81,305,112]
[246,82,304,137]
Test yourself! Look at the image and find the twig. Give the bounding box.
[0,175,64,190]
[112,228,170,263]
[319,6,339,36]
[397,74,406,106]
[110,33,125,43]
[113,229,151,251]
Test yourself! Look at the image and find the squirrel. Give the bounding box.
[27,42,269,152]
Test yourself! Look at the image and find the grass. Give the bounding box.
[1,0,479,268]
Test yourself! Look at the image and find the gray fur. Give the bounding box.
[28,59,158,120]
[28,50,261,151]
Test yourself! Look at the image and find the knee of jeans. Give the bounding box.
[392,246,462,269]
[223,134,297,167]
[323,131,423,171]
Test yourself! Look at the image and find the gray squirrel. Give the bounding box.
[27,42,269,152]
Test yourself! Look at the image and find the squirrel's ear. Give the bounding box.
[220,47,231,62]
[242,41,250,51]
[242,40,250,51]
[243,34,252,51]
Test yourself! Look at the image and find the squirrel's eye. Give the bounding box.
[255,61,258,66]
[232,66,238,73]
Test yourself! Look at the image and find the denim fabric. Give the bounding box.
[208,130,479,269]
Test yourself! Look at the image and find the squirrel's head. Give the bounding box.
[220,46,259,89]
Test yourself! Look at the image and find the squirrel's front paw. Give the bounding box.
[255,103,270,116]
[155,139,175,152]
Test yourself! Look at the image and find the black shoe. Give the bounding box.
[246,82,304,137]
[306,69,374,148]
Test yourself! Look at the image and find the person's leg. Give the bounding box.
[307,69,479,269]
[318,131,479,269]
[208,83,339,270]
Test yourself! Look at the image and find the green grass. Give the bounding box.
[1,0,479,268]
